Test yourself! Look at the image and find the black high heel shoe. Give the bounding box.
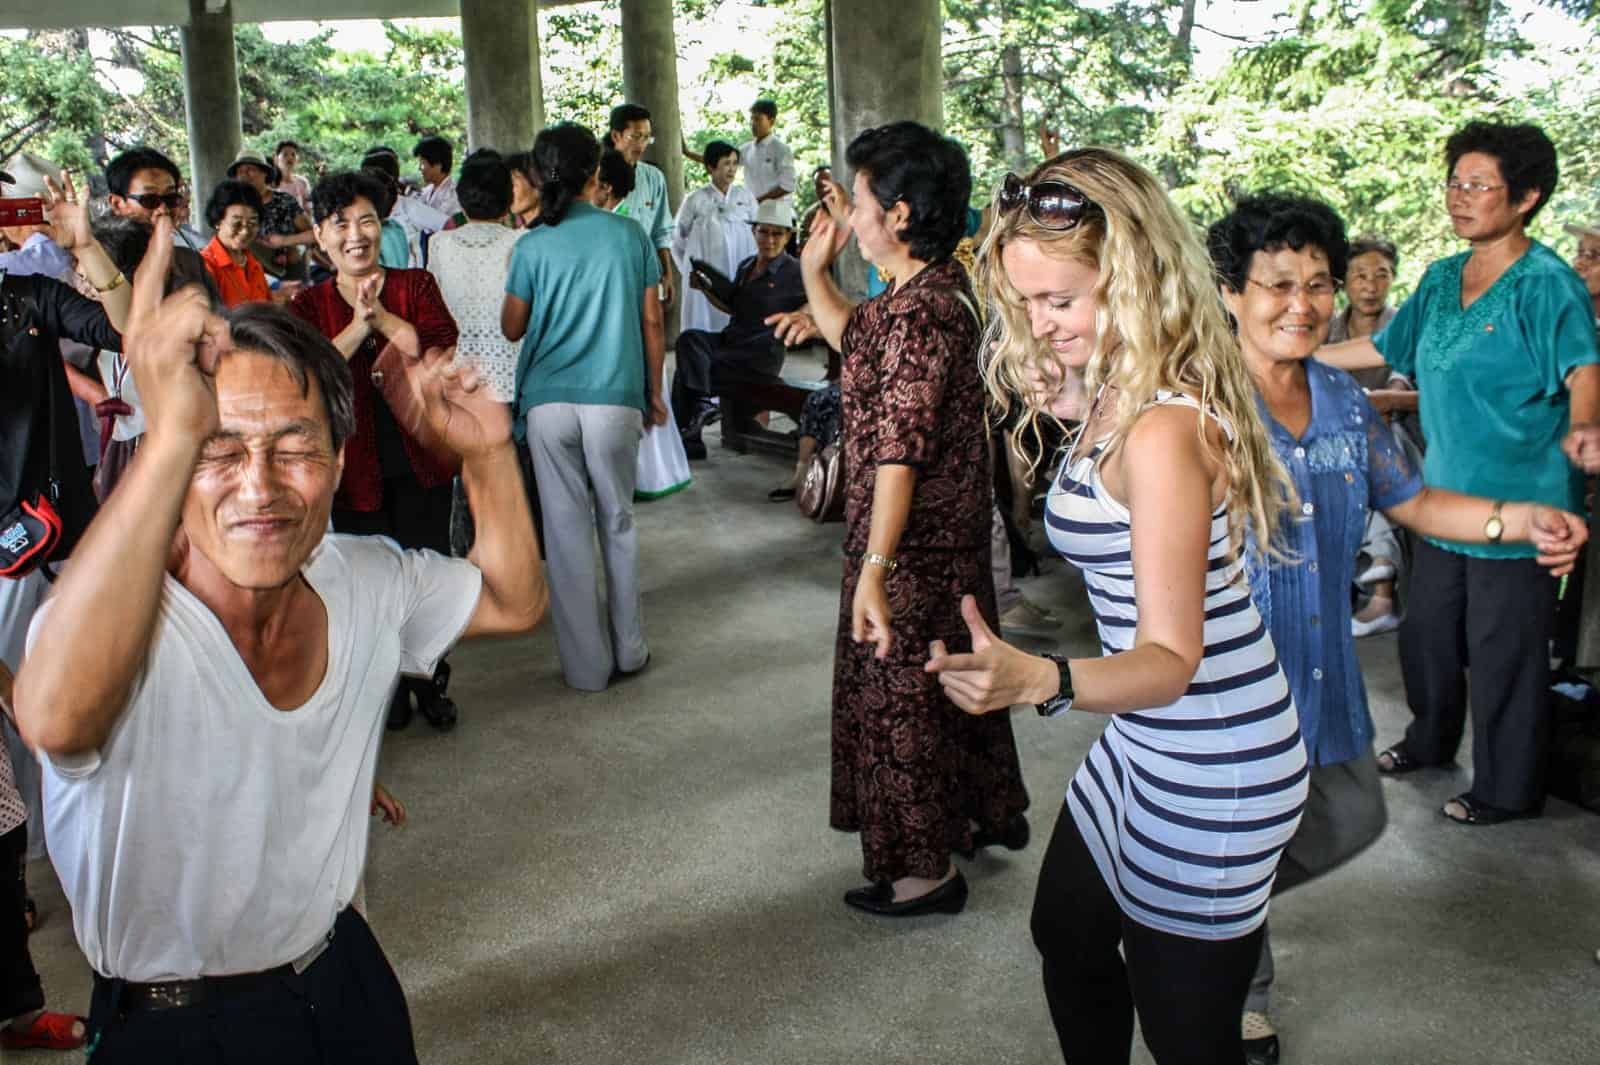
[415,662,458,732]
[956,814,1030,860]
[843,871,968,917]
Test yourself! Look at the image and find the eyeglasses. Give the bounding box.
[623,131,655,146]
[1442,180,1505,196]
[1247,277,1341,301]
[1576,248,1600,264]
[998,173,1096,231]
[753,225,789,239]
[124,191,187,211]
[224,216,260,233]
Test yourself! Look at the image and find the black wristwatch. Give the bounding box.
[1036,653,1075,718]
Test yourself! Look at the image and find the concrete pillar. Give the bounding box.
[461,0,543,155]
[178,0,243,234]
[619,0,685,214]
[825,0,943,297]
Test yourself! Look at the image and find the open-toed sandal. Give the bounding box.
[1,1011,89,1051]
[23,896,37,934]
[1441,792,1536,827]
[1376,743,1425,775]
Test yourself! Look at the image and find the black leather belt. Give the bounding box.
[98,923,336,1013]
[100,964,297,1011]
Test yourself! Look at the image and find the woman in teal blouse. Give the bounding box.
[1324,120,1600,826]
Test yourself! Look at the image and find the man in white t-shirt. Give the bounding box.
[12,221,545,1064]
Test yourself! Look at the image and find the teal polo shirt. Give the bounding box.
[505,203,662,437]
[1374,241,1600,558]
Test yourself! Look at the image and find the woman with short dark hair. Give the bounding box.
[798,120,1028,916]
[673,140,758,335]
[290,170,463,730]
[1322,120,1600,825]
[500,123,667,692]
[199,180,272,308]
[1210,192,1584,1058]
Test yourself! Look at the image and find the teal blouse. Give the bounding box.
[1374,241,1600,558]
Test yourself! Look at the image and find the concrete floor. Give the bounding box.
[17,421,1600,1064]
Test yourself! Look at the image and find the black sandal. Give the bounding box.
[1376,743,1424,775]
[23,897,37,935]
[1442,793,1536,826]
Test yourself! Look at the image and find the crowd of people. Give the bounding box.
[0,89,1598,1065]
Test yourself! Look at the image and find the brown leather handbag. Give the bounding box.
[797,442,845,523]
[370,339,463,476]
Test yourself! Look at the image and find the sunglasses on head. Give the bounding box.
[998,173,1095,231]
[125,192,187,210]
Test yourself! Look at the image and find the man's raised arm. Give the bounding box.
[15,220,229,756]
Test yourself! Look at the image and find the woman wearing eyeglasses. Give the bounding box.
[198,180,273,308]
[1320,120,1600,827]
[799,121,1028,918]
[1208,194,1585,1064]
[924,148,1303,1063]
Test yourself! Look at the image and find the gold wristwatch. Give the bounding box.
[1484,501,1505,543]
[863,552,897,573]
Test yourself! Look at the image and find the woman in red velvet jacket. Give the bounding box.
[291,170,462,731]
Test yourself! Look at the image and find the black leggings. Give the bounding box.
[1030,804,1264,1065]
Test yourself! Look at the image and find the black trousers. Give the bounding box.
[1030,805,1263,1065]
[1,823,45,1021]
[671,329,783,430]
[1399,539,1558,812]
[86,909,416,1065]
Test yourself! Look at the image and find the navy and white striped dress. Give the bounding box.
[1047,395,1308,941]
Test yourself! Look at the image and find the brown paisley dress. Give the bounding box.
[829,258,1029,883]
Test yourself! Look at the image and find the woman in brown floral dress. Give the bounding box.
[786,121,1029,916]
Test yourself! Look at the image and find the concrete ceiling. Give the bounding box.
[5,0,582,31]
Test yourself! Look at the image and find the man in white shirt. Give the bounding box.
[740,99,796,205]
[413,135,461,219]
[609,103,676,310]
[12,223,545,1064]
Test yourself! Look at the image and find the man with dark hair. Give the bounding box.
[413,135,460,218]
[741,98,795,206]
[609,103,675,309]
[102,147,219,305]
[14,232,544,1063]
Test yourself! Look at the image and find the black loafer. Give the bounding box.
[682,434,708,461]
[957,814,1030,860]
[843,872,968,917]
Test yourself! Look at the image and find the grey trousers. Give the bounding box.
[526,404,648,691]
[1245,747,1387,1014]
[991,506,1022,615]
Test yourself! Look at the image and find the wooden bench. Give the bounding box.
[716,345,839,458]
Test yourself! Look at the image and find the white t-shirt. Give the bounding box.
[27,534,482,981]
[427,223,524,403]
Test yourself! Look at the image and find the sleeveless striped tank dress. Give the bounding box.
[1046,394,1308,940]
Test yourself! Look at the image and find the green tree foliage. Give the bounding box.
[1158,1,1600,292]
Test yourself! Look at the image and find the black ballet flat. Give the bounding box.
[843,872,968,917]
[956,814,1030,860]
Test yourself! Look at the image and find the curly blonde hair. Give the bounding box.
[976,146,1289,557]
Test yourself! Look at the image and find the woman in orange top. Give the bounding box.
[199,180,274,307]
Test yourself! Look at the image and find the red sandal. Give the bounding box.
[0,1011,89,1051]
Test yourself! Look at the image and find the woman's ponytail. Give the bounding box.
[531,123,602,227]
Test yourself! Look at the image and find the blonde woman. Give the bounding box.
[927,149,1306,1064]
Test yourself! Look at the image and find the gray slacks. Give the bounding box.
[1246,747,1387,1014]
[526,403,648,691]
